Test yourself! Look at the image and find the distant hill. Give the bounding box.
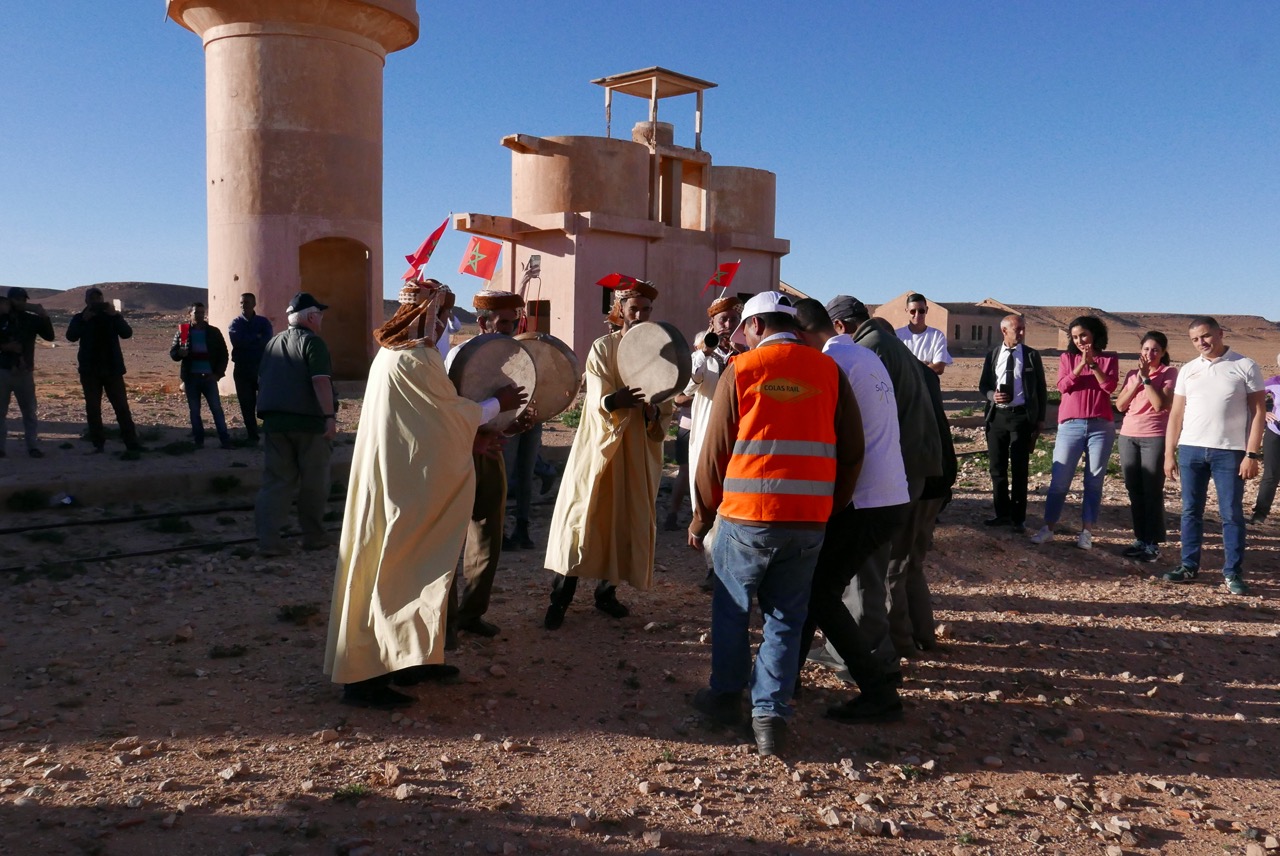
[8,282,207,314]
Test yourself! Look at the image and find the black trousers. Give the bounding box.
[81,373,138,450]
[233,363,260,440]
[986,407,1035,525]
[549,575,616,607]
[799,501,910,693]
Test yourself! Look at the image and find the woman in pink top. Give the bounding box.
[1114,332,1176,562]
[1031,316,1120,549]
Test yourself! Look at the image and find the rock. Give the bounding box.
[172,625,195,642]
[638,781,654,795]
[42,764,73,780]
[569,814,591,832]
[383,762,404,786]
[157,779,175,793]
[1247,844,1267,856]
[818,807,845,828]
[160,813,178,829]
[1264,835,1279,850]
[489,664,507,678]
[1106,847,1123,856]
[981,755,1004,768]
[394,784,413,801]
[641,829,665,847]
[217,762,246,782]
[1053,796,1072,811]
[314,729,340,744]
[126,795,145,809]
[935,743,957,755]
[691,802,705,817]
[852,815,882,837]
[0,721,19,732]
[111,736,141,751]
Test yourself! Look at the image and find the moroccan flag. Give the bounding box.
[458,236,502,280]
[403,215,450,280]
[596,272,641,289]
[701,261,741,296]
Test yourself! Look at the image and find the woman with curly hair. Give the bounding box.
[1114,331,1177,561]
[1031,315,1119,549]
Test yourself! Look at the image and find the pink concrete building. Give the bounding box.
[455,67,791,367]
[167,0,419,381]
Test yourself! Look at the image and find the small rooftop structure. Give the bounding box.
[591,66,717,151]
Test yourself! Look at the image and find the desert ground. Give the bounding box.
[1,297,1279,855]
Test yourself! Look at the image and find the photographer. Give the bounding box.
[66,288,141,454]
[0,287,55,458]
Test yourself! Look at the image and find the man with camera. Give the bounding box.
[979,314,1048,533]
[66,287,142,454]
[0,287,55,458]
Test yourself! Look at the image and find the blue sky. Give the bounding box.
[2,1,1277,318]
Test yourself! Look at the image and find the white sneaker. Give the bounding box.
[1029,525,1053,545]
[1076,529,1093,550]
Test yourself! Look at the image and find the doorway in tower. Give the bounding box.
[299,237,371,380]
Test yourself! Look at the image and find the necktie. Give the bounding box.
[1003,347,1016,394]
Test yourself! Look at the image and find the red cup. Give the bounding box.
[179,323,190,344]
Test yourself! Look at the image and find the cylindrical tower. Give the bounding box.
[166,0,419,381]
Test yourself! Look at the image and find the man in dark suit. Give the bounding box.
[979,314,1047,533]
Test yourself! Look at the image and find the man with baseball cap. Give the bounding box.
[255,292,337,557]
[1,287,54,458]
[690,291,864,756]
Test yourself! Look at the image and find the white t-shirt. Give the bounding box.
[1173,348,1264,450]
[822,334,910,510]
[896,325,953,366]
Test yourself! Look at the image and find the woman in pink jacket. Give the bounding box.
[1114,331,1177,562]
[1031,316,1119,549]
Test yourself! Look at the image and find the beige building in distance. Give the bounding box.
[455,67,790,367]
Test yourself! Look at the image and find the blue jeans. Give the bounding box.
[1044,417,1115,526]
[1177,445,1246,577]
[710,519,824,719]
[185,374,230,446]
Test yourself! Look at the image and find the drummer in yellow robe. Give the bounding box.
[324,280,524,709]
[543,279,675,629]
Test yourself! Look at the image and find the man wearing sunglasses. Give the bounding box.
[895,293,952,376]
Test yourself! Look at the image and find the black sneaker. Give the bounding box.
[594,595,629,619]
[1122,541,1147,559]
[691,688,745,727]
[826,690,905,724]
[1139,545,1160,563]
[342,682,415,709]
[390,664,460,686]
[1223,575,1250,596]
[1249,513,1266,525]
[1161,566,1198,583]
[458,618,500,637]
[544,602,567,630]
[751,715,788,757]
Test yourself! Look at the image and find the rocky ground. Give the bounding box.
[0,313,1278,855]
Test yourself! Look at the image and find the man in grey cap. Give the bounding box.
[818,295,945,680]
[255,292,337,557]
[1,287,54,458]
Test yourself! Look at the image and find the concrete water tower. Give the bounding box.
[166,0,419,380]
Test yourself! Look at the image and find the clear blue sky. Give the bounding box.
[2,2,1277,319]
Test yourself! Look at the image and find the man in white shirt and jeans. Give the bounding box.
[895,293,952,376]
[1162,316,1266,595]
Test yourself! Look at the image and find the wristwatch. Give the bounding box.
[1140,377,1152,386]
[1246,451,1263,461]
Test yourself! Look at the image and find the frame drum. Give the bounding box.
[514,332,583,423]
[616,321,693,405]
[446,333,536,431]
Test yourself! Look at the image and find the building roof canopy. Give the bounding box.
[590,67,717,99]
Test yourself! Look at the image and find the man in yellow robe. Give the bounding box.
[543,281,674,629]
[324,281,523,708]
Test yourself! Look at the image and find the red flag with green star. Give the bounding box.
[701,261,741,296]
[596,272,641,289]
[458,236,502,280]
[403,215,450,280]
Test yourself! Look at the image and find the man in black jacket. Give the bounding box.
[66,288,141,454]
[978,314,1047,533]
[170,301,232,449]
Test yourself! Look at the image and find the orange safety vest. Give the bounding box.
[719,341,840,524]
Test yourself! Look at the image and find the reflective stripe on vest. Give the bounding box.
[719,342,840,524]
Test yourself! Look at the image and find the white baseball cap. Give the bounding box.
[731,291,797,346]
